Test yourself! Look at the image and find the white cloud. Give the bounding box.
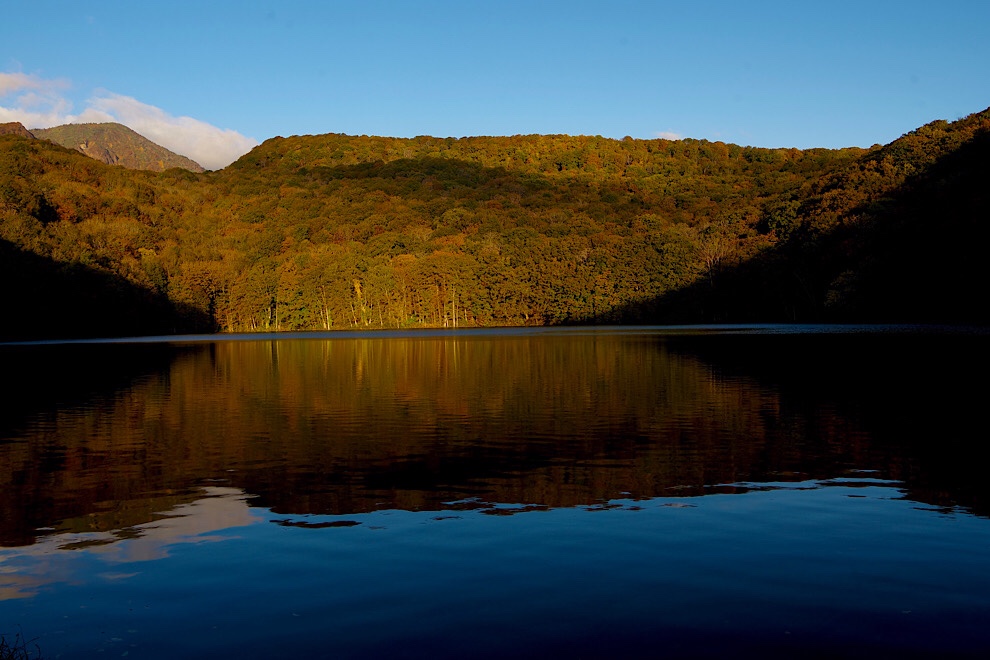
[0,72,257,169]
[84,93,258,170]
[0,72,75,127]
[0,71,63,95]
[654,131,684,141]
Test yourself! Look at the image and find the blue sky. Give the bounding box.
[2,0,988,168]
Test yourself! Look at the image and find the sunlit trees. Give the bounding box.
[3,106,989,339]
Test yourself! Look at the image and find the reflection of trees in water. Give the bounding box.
[0,332,981,547]
[664,331,990,518]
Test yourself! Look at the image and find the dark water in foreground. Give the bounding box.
[1,326,989,658]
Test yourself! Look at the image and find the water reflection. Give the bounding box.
[0,328,986,548]
[0,487,258,600]
[5,475,990,659]
[2,328,990,657]
[0,475,941,603]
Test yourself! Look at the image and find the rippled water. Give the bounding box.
[1,326,988,658]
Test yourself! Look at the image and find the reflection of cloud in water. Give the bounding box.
[0,573,41,600]
[0,487,260,600]
[85,487,261,562]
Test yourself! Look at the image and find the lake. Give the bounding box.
[2,325,989,658]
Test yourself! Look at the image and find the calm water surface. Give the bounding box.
[1,326,988,658]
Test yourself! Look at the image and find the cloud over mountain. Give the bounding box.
[80,93,258,170]
[0,72,257,169]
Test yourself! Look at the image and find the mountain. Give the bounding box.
[31,122,204,173]
[0,121,35,138]
[0,107,987,339]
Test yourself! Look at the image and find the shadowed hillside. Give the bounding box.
[594,108,990,324]
[0,238,212,341]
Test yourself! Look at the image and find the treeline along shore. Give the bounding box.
[1,108,988,340]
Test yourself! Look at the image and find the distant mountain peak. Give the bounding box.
[32,122,205,173]
[0,122,35,138]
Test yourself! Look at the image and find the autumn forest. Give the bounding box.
[1,108,988,341]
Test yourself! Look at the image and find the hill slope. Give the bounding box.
[32,123,204,172]
[0,122,35,138]
[1,107,987,339]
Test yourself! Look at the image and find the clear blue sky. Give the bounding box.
[3,0,989,168]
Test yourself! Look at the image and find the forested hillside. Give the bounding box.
[1,108,987,340]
